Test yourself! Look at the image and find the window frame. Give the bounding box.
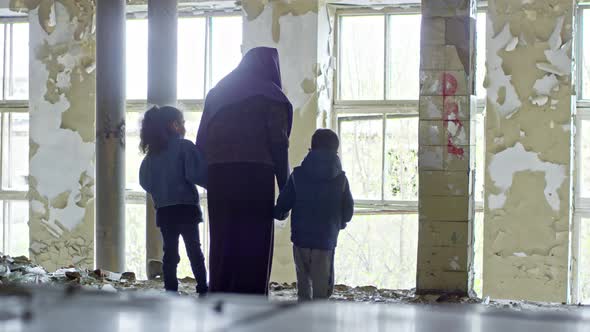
[125,10,241,104]
[573,3,590,304]
[333,7,486,214]
[0,17,29,255]
[123,10,241,277]
[124,10,241,201]
[334,8,420,213]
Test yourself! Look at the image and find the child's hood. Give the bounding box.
[300,150,343,180]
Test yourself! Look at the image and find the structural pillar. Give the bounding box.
[146,0,178,279]
[484,0,573,302]
[96,0,126,272]
[417,0,477,295]
[27,1,96,272]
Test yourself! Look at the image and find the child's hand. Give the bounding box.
[274,210,289,221]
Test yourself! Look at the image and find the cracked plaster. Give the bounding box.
[484,0,573,303]
[27,1,95,272]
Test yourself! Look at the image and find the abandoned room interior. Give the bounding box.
[1,0,590,330]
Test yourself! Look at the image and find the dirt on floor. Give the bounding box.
[0,253,584,312]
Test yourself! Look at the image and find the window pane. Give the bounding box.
[177,221,206,279]
[582,120,590,197]
[339,16,385,101]
[7,23,29,100]
[211,16,242,88]
[0,201,3,253]
[126,203,147,280]
[125,202,208,281]
[475,113,485,202]
[580,217,590,304]
[387,14,420,100]
[335,214,418,289]
[126,112,143,191]
[178,17,206,100]
[473,212,484,297]
[183,111,202,143]
[384,117,418,201]
[126,19,148,100]
[476,12,486,100]
[8,201,28,257]
[0,24,5,100]
[584,10,590,99]
[340,117,383,200]
[3,113,29,190]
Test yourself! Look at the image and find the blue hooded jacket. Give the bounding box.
[139,137,207,213]
[274,150,354,250]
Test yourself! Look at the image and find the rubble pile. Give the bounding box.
[0,254,585,311]
[0,253,142,292]
[0,253,202,295]
[269,282,482,304]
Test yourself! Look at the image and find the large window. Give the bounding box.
[124,13,243,279]
[0,20,29,257]
[576,4,590,305]
[335,11,421,289]
[334,9,486,291]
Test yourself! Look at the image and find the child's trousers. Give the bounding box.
[293,245,335,301]
[157,205,208,294]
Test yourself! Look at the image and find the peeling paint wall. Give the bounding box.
[243,0,320,283]
[26,1,96,272]
[484,0,573,303]
[417,0,476,295]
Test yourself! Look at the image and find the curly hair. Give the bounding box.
[139,106,183,155]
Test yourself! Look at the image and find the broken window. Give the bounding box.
[125,13,242,278]
[0,21,29,257]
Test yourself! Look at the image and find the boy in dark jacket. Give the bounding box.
[274,129,354,301]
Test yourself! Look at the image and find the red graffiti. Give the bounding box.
[441,72,465,158]
[442,73,458,96]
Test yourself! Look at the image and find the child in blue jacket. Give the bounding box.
[274,129,354,301]
[139,106,208,295]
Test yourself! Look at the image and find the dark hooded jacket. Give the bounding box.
[274,150,354,250]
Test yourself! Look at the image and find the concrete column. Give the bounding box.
[27,1,96,272]
[146,0,178,279]
[96,0,126,272]
[417,0,477,295]
[484,0,573,302]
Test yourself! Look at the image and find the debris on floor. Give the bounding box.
[0,253,585,312]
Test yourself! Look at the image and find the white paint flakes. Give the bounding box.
[425,97,442,119]
[449,256,461,271]
[537,16,572,77]
[505,37,518,52]
[530,95,549,106]
[29,5,95,237]
[513,252,528,257]
[533,74,559,96]
[487,22,522,118]
[31,200,46,214]
[488,143,566,211]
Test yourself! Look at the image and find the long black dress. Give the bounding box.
[202,98,290,295]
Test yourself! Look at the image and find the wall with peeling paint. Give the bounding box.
[242,0,321,282]
[26,1,96,272]
[484,0,573,303]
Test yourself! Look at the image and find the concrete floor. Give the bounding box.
[0,285,589,332]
